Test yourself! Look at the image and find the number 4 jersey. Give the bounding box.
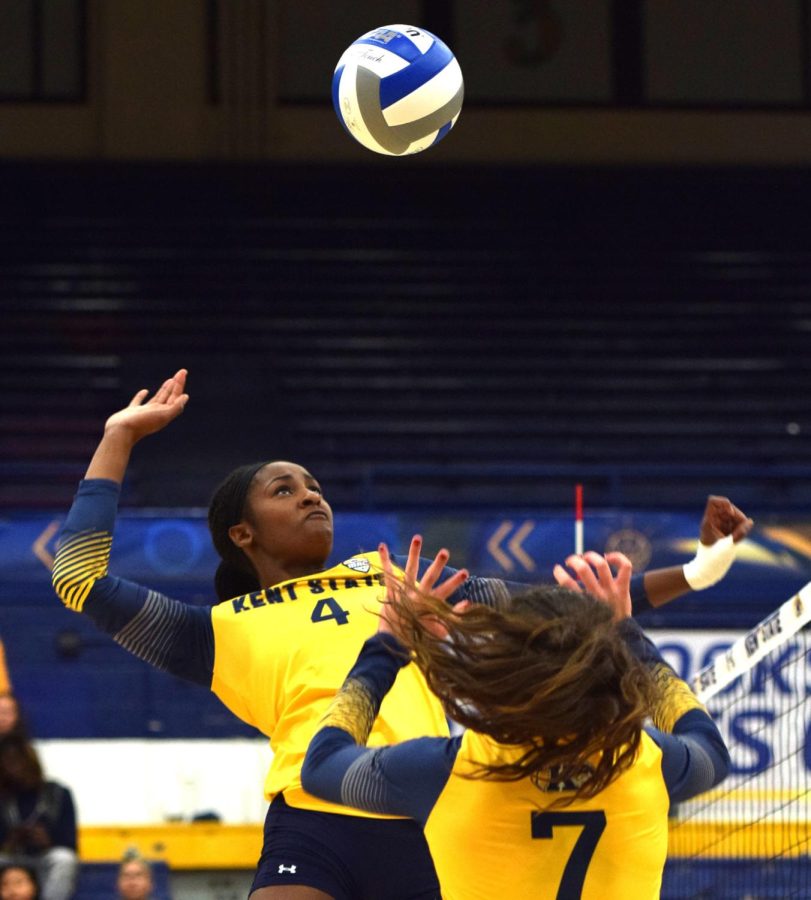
[51,478,456,816]
[209,550,450,812]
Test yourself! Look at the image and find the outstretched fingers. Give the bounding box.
[552,563,581,592]
[403,534,422,586]
[601,551,632,598]
[377,539,468,637]
[379,541,397,604]
[561,553,603,598]
[552,550,633,620]
[128,388,149,407]
[419,547,451,594]
[152,369,188,405]
[127,369,189,412]
[380,538,468,601]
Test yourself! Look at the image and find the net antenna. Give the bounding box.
[664,581,811,898]
[574,483,583,556]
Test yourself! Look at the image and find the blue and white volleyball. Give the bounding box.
[332,25,464,156]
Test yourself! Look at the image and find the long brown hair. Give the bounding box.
[387,583,657,803]
[0,735,44,794]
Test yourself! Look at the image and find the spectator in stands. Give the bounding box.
[302,544,730,899]
[51,369,751,900]
[0,736,77,900]
[0,646,31,744]
[0,864,39,900]
[116,850,154,900]
[0,641,11,697]
[0,697,29,743]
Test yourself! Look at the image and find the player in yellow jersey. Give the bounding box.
[303,545,730,900]
[52,369,749,900]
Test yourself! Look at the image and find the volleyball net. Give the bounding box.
[663,582,811,899]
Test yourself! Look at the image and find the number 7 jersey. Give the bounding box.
[302,632,730,899]
[424,728,669,899]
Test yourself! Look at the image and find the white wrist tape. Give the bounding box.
[683,534,736,590]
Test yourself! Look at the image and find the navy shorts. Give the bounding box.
[251,794,440,899]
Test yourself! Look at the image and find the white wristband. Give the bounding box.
[682,534,736,590]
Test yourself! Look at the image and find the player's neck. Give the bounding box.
[255,557,327,589]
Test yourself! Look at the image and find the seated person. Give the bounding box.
[116,850,154,900]
[0,697,29,743]
[0,737,77,900]
[0,863,39,900]
[0,640,11,697]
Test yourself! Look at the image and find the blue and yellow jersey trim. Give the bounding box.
[52,529,113,613]
[650,662,708,733]
[320,677,379,744]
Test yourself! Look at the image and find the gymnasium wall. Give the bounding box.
[2,0,811,165]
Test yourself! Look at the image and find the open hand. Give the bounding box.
[553,551,633,621]
[103,368,189,444]
[378,536,469,641]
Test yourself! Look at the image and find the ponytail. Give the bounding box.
[214,561,261,603]
[208,462,269,601]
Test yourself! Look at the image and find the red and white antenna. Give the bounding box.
[574,483,584,555]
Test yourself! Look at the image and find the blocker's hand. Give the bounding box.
[378,536,469,641]
[553,551,633,621]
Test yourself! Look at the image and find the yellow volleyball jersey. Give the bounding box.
[210,551,449,815]
[424,729,670,900]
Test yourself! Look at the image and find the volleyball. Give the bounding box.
[332,25,464,156]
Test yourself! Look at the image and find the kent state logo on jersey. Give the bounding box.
[229,567,385,614]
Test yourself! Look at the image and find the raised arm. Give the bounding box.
[84,369,189,483]
[51,370,215,687]
[558,553,730,803]
[554,495,753,612]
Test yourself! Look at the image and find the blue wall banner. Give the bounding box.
[2,508,809,739]
[2,508,809,612]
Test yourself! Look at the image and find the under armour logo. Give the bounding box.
[278,863,297,874]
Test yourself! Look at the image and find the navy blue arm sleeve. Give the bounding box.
[396,555,651,616]
[302,633,458,825]
[630,574,654,615]
[619,619,730,803]
[52,478,215,687]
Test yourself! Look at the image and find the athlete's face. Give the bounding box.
[233,461,334,576]
[0,867,37,900]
